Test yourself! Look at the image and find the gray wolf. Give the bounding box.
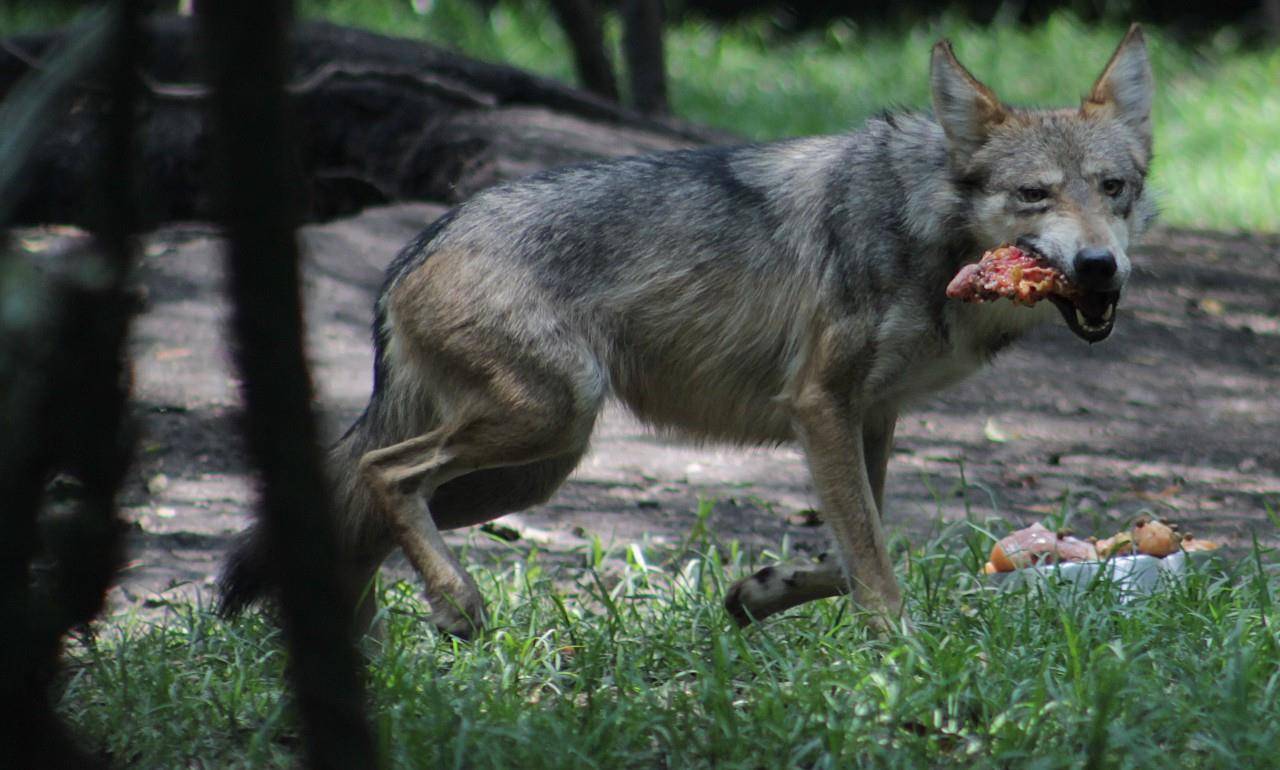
[220,25,1155,637]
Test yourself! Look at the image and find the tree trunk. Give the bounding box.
[197,1,378,767]
[622,0,668,116]
[0,3,141,766]
[546,0,619,102]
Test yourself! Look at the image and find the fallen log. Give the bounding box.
[0,15,725,226]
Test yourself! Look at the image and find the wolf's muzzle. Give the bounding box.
[1015,237,1122,343]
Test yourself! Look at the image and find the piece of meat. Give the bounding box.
[946,244,1077,306]
[1179,535,1220,553]
[1094,530,1135,558]
[985,518,1221,575]
[1132,517,1180,557]
[1094,520,1221,559]
[986,522,1099,573]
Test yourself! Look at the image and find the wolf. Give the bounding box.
[220,25,1155,637]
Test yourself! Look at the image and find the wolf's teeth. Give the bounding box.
[1102,304,1115,322]
[1075,309,1087,328]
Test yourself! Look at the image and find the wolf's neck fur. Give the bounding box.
[877,112,971,251]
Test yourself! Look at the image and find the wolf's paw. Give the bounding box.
[429,588,487,640]
[852,591,911,636]
[724,564,797,627]
[858,608,912,636]
[723,576,755,627]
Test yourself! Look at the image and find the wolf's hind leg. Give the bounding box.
[360,349,603,638]
[369,249,605,637]
[428,453,588,530]
[863,409,897,517]
[341,547,394,641]
[360,404,595,638]
[358,431,482,638]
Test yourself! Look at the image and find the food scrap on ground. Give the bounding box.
[982,517,1219,575]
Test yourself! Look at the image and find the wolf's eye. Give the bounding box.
[1102,178,1126,197]
[1017,187,1050,204]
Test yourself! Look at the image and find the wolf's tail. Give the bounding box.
[217,406,384,618]
[216,522,272,617]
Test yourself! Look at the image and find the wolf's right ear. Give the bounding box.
[930,40,1008,161]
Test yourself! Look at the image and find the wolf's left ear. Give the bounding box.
[1083,24,1154,154]
[930,39,1009,162]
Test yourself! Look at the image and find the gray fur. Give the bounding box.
[219,28,1157,636]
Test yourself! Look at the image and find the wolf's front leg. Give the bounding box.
[724,555,845,626]
[791,388,902,628]
[725,407,899,625]
[863,409,897,517]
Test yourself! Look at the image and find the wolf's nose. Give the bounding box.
[1074,248,1117,289]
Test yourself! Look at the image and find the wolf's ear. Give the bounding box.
[930,40,1009,161]
[1083,24,1154,154]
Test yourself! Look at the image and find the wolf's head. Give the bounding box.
[931,25,1156,343]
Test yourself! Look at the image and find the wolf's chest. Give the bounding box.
[868,299,1054,407]
[883,344,990,407]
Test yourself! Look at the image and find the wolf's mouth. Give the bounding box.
[1012,239,1121,343]
[947,242,1123,343]
[1050,291,1120,343]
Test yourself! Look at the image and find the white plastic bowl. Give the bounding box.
[988,551,1199,601]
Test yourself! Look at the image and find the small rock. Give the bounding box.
[1198,298,1225,316]
[46,474,84,501]
[787,509,823,527]
[147,404,187,415]
[479,522,520,541]
[1123,388,1161,408]
[984,418,1010,443]
[143,241,170,258]
[154,347,192,362]
[153,506,176,519]
[146,473,170,495]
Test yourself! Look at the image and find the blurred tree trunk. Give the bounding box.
[0,2,140,767]
[622,0,668,115]
[547,0,670,116]
[547,0,620,102]
[196,2,378,768]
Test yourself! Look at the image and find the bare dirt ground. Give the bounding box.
[21,203,1276,617]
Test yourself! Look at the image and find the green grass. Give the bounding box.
[59,511,1280,768]
[0,4,84,35]
[299,1,1280,233]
